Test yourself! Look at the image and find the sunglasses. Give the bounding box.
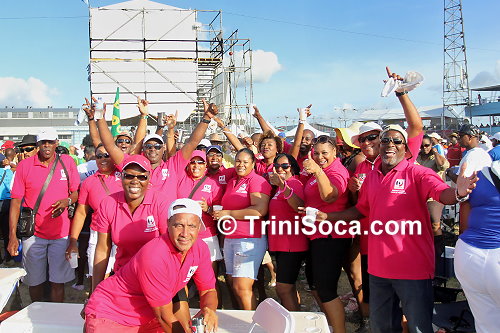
[358,133,379,144]
[316,135,336,145]
[20,146,36,153]
[380,137,404,145]
[96,153,110,159]
[144,143,162,150]
[421,144,431,148]
[116,138,131,144]
[122,172,148,181]
[207,152,222,158]
[190,160,206,165]
[273,163,291,170]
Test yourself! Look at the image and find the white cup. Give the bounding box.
[248,104,256,115]
[305,207,318,219]
[69,252,78,269]
[213,205,223,211]
[298,108,307,121]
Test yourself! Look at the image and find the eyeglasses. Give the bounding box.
[190,160,206,165]
[380,137,404,145]
[144,143,162,150]
[122,173,148,181]
[273,163,291,170]
[96,153,110,159]
[358,133,379,144]
[116,138,131,144]
[421,144,431,148]
[207,152,222,158]
[20,146,36,153]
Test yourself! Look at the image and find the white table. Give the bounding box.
[0,302,329,333]
[0,268,25,312]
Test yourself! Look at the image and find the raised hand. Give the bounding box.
[302,151,321,175]
[83,97,96,119]
[137,97,149,116]
[202,99,218,119]
[166,111,178,130]
[252,105,262,119]
[386,66,403,81]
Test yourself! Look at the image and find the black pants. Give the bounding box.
[0,199,11,261]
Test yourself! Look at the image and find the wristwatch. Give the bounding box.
[67,198,73,206]
[201,118,211,124]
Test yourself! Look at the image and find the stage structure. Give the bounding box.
[88,0,254,133]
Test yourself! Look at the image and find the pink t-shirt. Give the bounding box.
[221,170,272,239]
[85,234,215,326]
[268,177,308,252]
[255,159,274,180]
[407,132,423,163]
[304,158,350,240]
[11,154,80,240]
[78,170,123,230]
[356,159,449,280]
[93,189,169,272]
[177,172,223,238]
[207,166,236,187]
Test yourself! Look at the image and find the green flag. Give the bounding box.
[111,87,121,136]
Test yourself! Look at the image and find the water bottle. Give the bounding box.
[13,241,22,263]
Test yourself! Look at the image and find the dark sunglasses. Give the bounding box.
[316,135,335,145]
[116,138,131,144]
[273,163,291,170]
[358,133,379,144]
[96,153,110,159]
[380,137,404,145]
[122,172,148,181]
[421,144,431,148]
[190,160,206,165]
[20,146,36,153]
[144,143,162,150]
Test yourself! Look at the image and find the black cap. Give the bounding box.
[17,134,37,147]
[458,124,480,137]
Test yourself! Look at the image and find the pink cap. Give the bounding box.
[122,154,152,173]
[191,150,207,162]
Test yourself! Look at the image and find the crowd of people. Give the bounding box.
[0,67,498,333]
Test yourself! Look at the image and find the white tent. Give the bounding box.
[284,121,329,137]
[356,105,459,122]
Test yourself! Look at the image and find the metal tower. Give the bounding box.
[443,0,471,127]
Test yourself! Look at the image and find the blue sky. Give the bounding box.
[1,0,499,127]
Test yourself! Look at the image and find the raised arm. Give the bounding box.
[252,105,273,134]
[289,104,312,158]
[164,112,178,159]
[83,98,101,148]
[129,98,149,155]
[214,116,244,151]
[96,105,125,166]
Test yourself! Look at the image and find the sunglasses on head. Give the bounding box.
[316,135,335,145]
[190,160,205,165]
[116,138,131,144]
[380,137,405,145]
[144,143,162,150]
[207,152,222,158]
[122,172,148,181]
[358,133,379,144]
[20,146,36,153]
[421,144,431,148]
[273,163,291,170]
[96,153,110,159]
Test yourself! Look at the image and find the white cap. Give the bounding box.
[36,128,58,142]
[380,124,408,143]
[491,132,500,141]
[198,139,211,148]
[351,122,383,146]
[143,133,164,144]
[428,132,442,141]
[168,198,206,231]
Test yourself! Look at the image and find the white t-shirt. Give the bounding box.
[77,160,98,182]
[457,147,492,177]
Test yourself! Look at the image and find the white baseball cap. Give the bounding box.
[36,128,58,142]
[198,139,211,148]
[428,132,443,141]
[143,133,164,144]
[491,132,500,141]
[168,198,206,231]
[351,122,383,147]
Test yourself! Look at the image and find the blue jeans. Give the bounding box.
[369,274,433,333]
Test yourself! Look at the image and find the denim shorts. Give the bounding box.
[223,236,267,280]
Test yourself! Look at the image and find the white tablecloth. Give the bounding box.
[0,302,329,333]
[0,268,25,312]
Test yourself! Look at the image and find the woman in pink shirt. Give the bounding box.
[267,153,308,311]
[303,135,351,333]
[212,148,271,310]
[66,144,122,291]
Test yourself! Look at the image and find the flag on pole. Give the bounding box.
[111,87,121,136]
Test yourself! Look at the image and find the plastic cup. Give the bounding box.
[69,252,78,269]
[305,207,318,219]
[298,108,307,121]
[213,205,223,211]
[248,104,256,115]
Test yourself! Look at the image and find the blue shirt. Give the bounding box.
[460,170,500,249]
[488,145,500,161]
[0,168,13,200]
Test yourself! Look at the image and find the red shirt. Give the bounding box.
[176,172,223,238]
[78,170,123,230]
[268,177,308,252]
[221,170,272,238]
[94,189,169,272]
[304,158,350,239]
[356,159,449,280]
[85,234,215,326]
[11,154,80,240]
[447,142,465,167]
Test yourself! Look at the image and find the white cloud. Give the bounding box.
[228,49,282,85]
[0,77,58,108]
[470,71,497,88]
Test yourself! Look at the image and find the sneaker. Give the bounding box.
[71,283,85,291]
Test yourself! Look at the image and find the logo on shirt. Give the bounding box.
[391,179,406,194]
[236,183,248,194]
[309,179,317,186]
[218,175,226,184]
[183,266,198,283]
[161,168,169,180]
[202,184,212,193]
[60,169,67,181]
[144,216,158,233]
[114,171,121,181]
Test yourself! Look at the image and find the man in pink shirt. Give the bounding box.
[85,198,218,333]
[313,124,477,333]
[8,128,80,302]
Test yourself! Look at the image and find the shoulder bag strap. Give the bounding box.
[188,175,208,199]
[58,156,72,196]
[33,154,60,215]
[0,170,6,187]
[488,168,500,193]
[98,175,111,195]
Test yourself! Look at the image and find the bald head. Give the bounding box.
[299,129,315,154]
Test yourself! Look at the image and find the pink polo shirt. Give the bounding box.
[78,170,123,230]
[177,172,223,238]
[356,159,449,280]
[207,166,236,187]
[407,132,423,163]
[11,154,80,240]
[221,170,272,239]
[255,159,274,180]
[93,189,169,272]
[304,158,350,240]
[268,177,308,252]
[85,234,215,327]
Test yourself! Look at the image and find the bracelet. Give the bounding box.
[395,91,408,97]
[201,119,211,124]
[283,186,294,200]
[455,189,469,202]
[299,120,305,124]
[141,115,148,119]
[88,117,94,121]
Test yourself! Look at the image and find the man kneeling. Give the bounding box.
[85,198,218,332]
